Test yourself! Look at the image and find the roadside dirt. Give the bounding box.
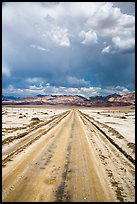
[2,109,135,202]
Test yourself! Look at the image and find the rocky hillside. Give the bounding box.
[2,93,135,107]
[108,93,135,105]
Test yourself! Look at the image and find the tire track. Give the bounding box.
[78,110,135,202]
[2,109,135,202]
[55,120,74,202]
[55,110,114,202]
[2,111,69,145]
[79,110,135,164]
[2,110,74,202]
[2,111,70,166]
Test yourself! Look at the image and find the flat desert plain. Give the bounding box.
[2,106,135,202]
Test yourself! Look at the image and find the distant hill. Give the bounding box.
[2,95,20,101]
[2,93,135,107]
[89,93,121,101]
[36,94,46,97]
[108,92,135,105]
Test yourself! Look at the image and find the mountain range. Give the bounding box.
[2,92,135,107]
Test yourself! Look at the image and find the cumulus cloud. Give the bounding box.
[2,2,135,95]
[102,36,135,54]
[101,85,130,96]
[79,30,98,45]
[67,76,90,87]
[87,3,121,31]
[112,36,135,54]
[3,84,130,98]
[86,2,134,39]
[25,77,44,84]
[118,13,135,28]
[46,26,70,47]
[101,45,111,54]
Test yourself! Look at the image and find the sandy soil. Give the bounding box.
[2,107,135,202]
[80,108,135,143]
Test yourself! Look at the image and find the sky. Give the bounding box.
[2,2,135,98]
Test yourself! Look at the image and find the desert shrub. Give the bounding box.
[31,117,40,121]
[121,116,127,119]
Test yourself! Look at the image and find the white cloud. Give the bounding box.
[46,83,50,87]
[122,88,129,93]
[79,30,98,45]
[30,44,49,51]
[87,3,134,37]
[3,84,130,98]
[3,2,134,46]
[85,2,135,55]
[25,77,44,84]
[103,85,130,95]
[67,76,90,86]
[112,36,135,53]
[47,26,70,47]
[101,37,135,54]
[118,13,135,28]
[87,2,121,29]
[101,45,111,54]
[2,2,135,93]
[3,85,25,96]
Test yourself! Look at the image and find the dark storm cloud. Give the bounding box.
[2,2,135,97]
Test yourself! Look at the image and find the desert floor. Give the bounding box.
[2,106,135,202]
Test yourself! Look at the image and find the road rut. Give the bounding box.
[2,109,135,202]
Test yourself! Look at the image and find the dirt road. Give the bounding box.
[2,109,135,202]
